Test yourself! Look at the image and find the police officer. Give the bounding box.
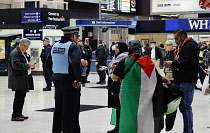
[10,36,22,52]
[40,38,52,91]
[46,26,82,133]
[95,40,106,84]
[83,39,92,83]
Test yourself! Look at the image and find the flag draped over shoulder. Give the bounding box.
[119,56,157,133]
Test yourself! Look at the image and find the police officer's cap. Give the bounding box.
[98,40,103,44]
[150,41,156,44]
[201,42,207,46]
[16,36,22,40]
[61,26,79,34]
[78,39,82,42]
[128,40,143,55]
[42,38,50,41]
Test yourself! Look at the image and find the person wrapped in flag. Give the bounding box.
[112,40,171,133]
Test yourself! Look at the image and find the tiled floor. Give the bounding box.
[0,73,210,133]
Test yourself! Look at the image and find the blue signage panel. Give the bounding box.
[23,29,43,40]
[129,19,137,29]
[166,19,210,31]
[21,10,42,23]
[76,20,132,27]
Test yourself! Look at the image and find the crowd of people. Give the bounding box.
[7,27,210,133]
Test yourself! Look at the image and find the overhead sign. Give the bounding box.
[23,29,43,40]
[21,10,42,23]
[76,20,132,27]
[151,0,210,15]
[129,19,137,29]
[47,11,65,22]
[166,19,210,31]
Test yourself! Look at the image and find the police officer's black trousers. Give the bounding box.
[43,66,52,88]
[85,60,91,80]
[198,67,207,85]
[52,79,80,133]
[97,64,106,82]
[12,90,27,117]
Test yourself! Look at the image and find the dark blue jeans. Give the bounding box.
[179,83,195,133]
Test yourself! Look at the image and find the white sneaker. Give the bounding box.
[207,125,210,128]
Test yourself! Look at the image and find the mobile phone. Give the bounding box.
[34,63,37,65]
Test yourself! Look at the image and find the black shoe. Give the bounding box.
[96,81,101,84]
[85,80,90,83]
[82,83,85,87]
[195,87,202,91]
[43,87,51,91]
[101,81,106,85]
[11,117,24,121]
[21,115,29,119]
[107,127,118,133]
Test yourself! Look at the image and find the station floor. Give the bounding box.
[0,72,210,133]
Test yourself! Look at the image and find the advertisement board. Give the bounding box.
[0,40,5,59]
[151,0,210,15]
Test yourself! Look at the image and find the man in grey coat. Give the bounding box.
[8,38,35,121]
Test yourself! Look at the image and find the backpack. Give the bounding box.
[204,50,210,66]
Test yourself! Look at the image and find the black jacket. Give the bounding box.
[165,49,175,61]
[46,36,82,82]
[144,46,152,57]
[172,40,199,84]
[150,46,162,60]
[8,47,30,90]
[40,44,51,65]
[83,45,92,60]
[95,45,106,65]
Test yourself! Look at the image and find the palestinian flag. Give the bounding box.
[119,55,158,133]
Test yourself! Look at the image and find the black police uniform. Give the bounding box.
[83,44,92,82]
[95,44,106,84]
[46,26,82,133]
[40,43,52,90]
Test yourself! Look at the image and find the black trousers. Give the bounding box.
[199,67,207,85]
[52,79,80,133]
[85,60,91,80]
[43,65,52,88]
[12,90,27,117]
[97,64,106,82]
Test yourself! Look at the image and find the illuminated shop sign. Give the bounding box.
[166,19,210,31]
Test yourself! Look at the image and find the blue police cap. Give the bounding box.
[42,38,50,41]
[61,26,79,34]
[16,36,22,40]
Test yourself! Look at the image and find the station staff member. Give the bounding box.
[46,26,82,133]
[40,38,52,91]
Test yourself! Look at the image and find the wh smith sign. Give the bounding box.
[76,20,132,27]
[166,19,210,31]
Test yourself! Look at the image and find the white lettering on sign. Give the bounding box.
[48,12,59,16]
[189,20,210,30]
[48,17,65,22]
